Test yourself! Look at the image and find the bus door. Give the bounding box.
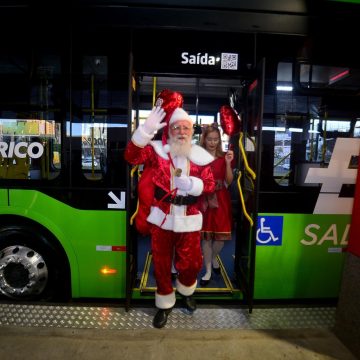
[233,59,265,312]
[129,74,262,304]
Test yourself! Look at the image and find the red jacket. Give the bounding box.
[125,139,215,232]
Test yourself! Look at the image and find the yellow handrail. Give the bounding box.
[237,170,254,227]
[238,132,256,180]
[274,151,292,169]
[130,164,139,177]
[152,77,157,106]
[130,200,140,226]
[130,165,140,225]
[236,131,256,226]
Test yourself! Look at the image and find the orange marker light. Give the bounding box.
[100,266,117,275]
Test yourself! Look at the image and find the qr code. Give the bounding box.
[221,53,238,70]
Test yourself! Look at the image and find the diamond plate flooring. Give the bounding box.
[0,303,336,330]
[0,303,357,360]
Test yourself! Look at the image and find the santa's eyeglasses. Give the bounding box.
[170,125,192,132]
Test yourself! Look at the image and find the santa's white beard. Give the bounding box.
[168,134,192,157]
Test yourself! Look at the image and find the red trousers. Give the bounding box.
[150,226,202,296]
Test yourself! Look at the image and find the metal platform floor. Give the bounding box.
[0,303,357,360]
[0,303,337,330]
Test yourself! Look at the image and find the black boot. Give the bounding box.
[171,272,178,281]
[153,308,172,328]
[200,278,210,286]
[181,295,197,313]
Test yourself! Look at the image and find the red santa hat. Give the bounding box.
[155,89,193,152]
[168,107,193,126]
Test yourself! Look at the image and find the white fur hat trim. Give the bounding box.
[169,108,193,125]
[163,143,171,153]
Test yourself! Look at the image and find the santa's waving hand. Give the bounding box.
[143,106,167,135]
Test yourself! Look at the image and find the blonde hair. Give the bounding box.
[200,124,224,158]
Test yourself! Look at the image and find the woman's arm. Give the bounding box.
[224,150,234,185]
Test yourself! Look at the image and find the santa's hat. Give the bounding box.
[155,89,183,124]
[168,107,192,126]
[155,89,193,152]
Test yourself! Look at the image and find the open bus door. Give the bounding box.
[126,72,264,307]
[234,58,265,313]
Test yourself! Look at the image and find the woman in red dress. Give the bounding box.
[199,124,234,286]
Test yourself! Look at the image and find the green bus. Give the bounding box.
[0,4,358,309]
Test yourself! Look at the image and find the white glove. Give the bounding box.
[174,175,192,192]
[143,106,166,135]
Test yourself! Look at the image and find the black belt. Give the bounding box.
[155,187,198,206]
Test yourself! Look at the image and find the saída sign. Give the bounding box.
[180,52,238,71]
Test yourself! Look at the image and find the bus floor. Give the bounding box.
[138,252,235,295]
[0,302,356,359]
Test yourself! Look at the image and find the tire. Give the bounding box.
[0,225,67,301]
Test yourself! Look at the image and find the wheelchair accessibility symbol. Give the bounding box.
[256,216,283,246]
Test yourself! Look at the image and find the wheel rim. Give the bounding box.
[0,245,48,298]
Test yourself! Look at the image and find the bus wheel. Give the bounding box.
[0,226,65,301]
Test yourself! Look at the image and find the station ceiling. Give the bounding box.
[1,1,309,35]
[73,0,309,35]
[1,1,360,67]
[1,1,359,38]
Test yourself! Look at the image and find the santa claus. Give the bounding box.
[124,89,215,328]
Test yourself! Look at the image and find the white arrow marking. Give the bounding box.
[107,191,125,209]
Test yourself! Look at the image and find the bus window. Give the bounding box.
[299,64,352,91]
[0,118,61,180]
[269,62,358,189]
[273,129,292,186]
[355,120,360,137]
[307,119,351,163]
[80,116,107,180]
[72,55,110,181]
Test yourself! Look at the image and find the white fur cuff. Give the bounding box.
[132,125,154,147]
[188,176,204,196]
[155,291,176,309]
[147,206,203,232]
[176,278,197,296]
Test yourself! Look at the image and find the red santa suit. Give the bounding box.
[125,124,215,310]
[201,155,233,240]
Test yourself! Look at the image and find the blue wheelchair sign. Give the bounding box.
[256,216,283,246]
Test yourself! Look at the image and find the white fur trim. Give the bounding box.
[150,141,214,164]
[163,144,170,153]
[189,145,214,165]
[188,176,204,196]
[150,140,169,160]
[169,108,193,125]
[155,291,176,309]
[132,125,154,147]
[147,206,203,232]
[176,278,197,296]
